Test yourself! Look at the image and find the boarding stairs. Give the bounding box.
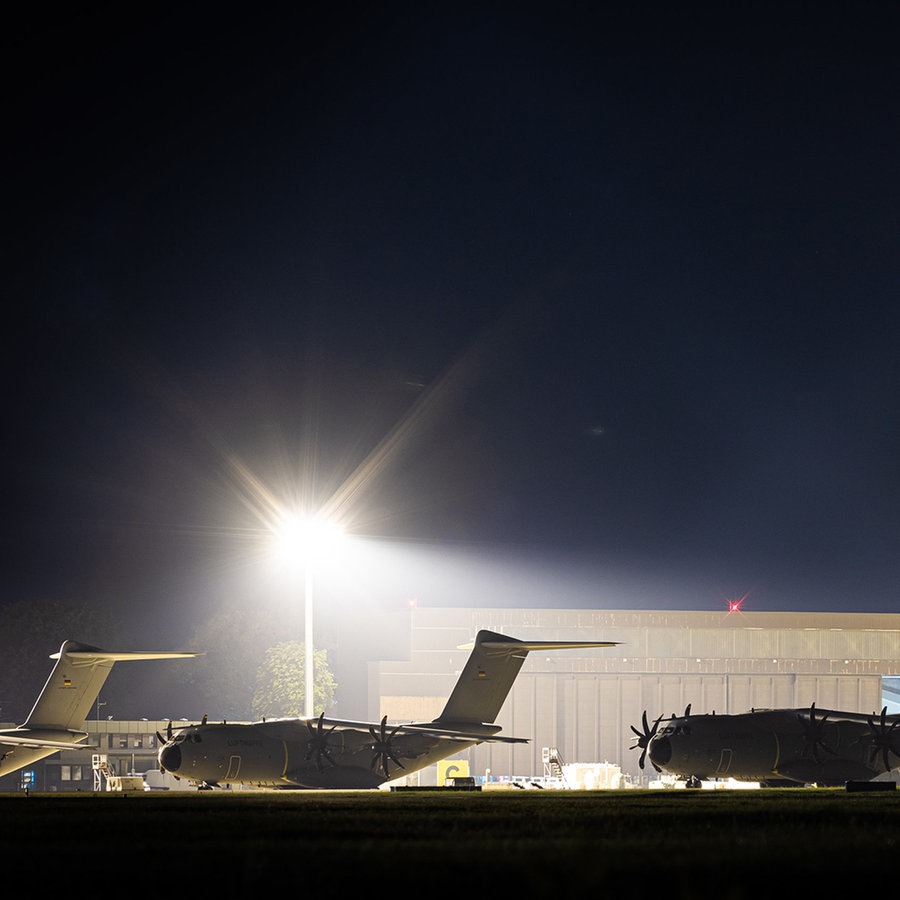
[542,747,568,786]
[92,754,145,792]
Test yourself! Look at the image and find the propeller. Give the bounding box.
[630,710,663,771]
[867,706,900,772]
[305,712,338,771]
[798,703,836,763]
[156,720,174,773]
[369,715,405,777]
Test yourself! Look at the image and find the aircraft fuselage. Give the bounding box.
[158,719,478,789]
[647,707,898,785]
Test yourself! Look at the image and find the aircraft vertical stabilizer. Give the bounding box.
[22,641,198,732]
[434,630,618,727]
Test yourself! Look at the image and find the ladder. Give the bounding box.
[542,747,567,785]
[92,753,113,791]
[92,754,144,791]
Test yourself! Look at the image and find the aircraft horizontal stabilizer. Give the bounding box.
[51,648,199,661]
[0,733,94,750]
[458,638,619,653]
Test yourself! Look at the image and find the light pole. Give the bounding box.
[272,512,344,720]
[304,560,314,719]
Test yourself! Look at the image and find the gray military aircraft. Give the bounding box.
[630,702,900,786]
[0,640,199,780]
[157,629,618,789]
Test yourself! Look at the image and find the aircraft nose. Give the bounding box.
[649,736,671,767]
[159,743,182,772]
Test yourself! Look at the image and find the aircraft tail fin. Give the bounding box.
[433,630,618,728]
[22,640,198,732]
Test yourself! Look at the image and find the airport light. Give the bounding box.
[272,512,345,719]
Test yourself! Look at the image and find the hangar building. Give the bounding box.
[371,607,900,785]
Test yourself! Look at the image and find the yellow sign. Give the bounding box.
[438,759,470,784]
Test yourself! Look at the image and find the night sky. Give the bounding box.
[5,2,900,647]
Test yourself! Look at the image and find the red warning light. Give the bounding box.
[725,591,750,615]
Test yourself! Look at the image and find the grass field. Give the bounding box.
[4,787,897,893]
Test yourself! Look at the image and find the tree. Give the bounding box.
[186,606,340,721]
[251,640,336,719]
[187,608,285,719]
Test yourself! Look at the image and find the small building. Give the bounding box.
[0,719,188,792]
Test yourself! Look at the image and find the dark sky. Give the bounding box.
[4,2,900,645]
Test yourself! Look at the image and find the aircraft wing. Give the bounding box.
[282,718,529,744]
[395,724,528,743]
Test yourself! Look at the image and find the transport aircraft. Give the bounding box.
[157,629,618,789]
[0,640,199,780]
[630,702,900,786]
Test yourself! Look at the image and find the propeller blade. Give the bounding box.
[305,711,338,771]
[368,715,405,776]
[799,702,836,763]
[629,710,662,771]
[368,715,387,744]
[867,706,899,771]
